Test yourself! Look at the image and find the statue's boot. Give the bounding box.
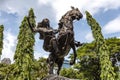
[50,37,60,54]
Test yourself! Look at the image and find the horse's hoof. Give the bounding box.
[70,61,75,65]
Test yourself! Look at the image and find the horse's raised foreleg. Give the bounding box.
[55,58,64,75]
[70,43,77,65]
[47,53,54,74]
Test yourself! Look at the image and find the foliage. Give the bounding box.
[13,8,36,80]
[106,37,120,55]
[0,63,8,79]
[70,42,100,80]
[0,63,16,80]
[74,37,120,80]
[60,68,81,79]
[31,57,48,80]
[86,11,115,80]
[0,25,4,58]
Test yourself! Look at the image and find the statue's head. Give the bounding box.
[37,18,50,28]
[70,6,83,20]
[42,18,50,28]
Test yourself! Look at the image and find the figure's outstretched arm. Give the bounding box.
[26,16,35,32]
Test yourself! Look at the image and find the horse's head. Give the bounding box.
[70,6,83,20]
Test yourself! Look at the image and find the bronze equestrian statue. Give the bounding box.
[27,6,83,75]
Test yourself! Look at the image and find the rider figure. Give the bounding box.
[27,18,59,53]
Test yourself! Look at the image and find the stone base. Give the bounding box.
[42,74,79,80]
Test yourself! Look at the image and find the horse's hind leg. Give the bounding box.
[70,42,77,65]
[47,53,54,74]
[56,58,64,75]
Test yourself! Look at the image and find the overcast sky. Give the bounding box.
[0,0,120,62]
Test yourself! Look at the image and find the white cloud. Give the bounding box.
[0,19,8,24]
[0,0,57,26]
[0,0,120,22]
[34,51,48,59]
[0,11,8,24]
[38,0,50,5]
[52,0,120,21]
[85,32,94,42]
[34,35,49,59]
[1,31,17,62]
[103,16,120,34]
[0,12,1,16]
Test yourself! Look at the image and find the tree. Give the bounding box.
[0,63,16,80]
[74,38,120,80]
[86,11,115,80]
[31,57,48,80]
[60,68,82,79]
[0,25,4,60]
[13,8,36,80]
[74,42,100,80]
[0,63,8,80]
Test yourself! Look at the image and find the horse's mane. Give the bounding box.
[58,10,72,29]
[59,10,71,22]
[59,6,76,24]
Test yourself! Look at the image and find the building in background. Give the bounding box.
[62,59,71,68]
[1,58,11,64]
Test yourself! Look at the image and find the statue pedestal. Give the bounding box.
[43,74,78,80]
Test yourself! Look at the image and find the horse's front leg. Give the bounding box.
[70,43,77,65]
[55,58,64,75]
[47,53,54,74]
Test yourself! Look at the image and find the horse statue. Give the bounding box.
[27,6,83,75]
[47,6,83,75]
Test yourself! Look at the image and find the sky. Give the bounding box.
[0,0,120,62]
